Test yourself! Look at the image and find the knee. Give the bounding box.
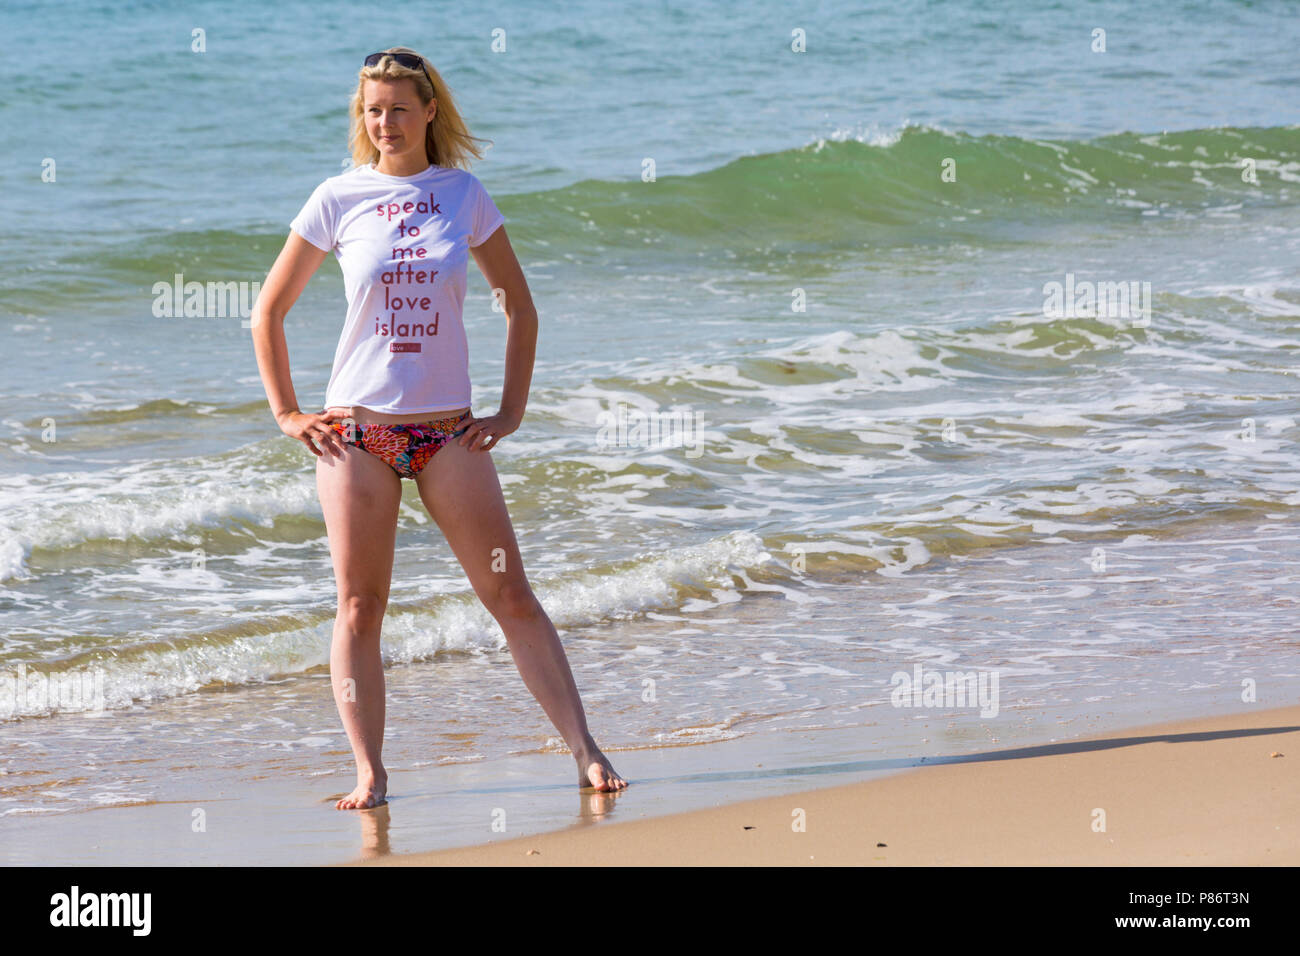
[338,593,386,636]
[489,579,543,622]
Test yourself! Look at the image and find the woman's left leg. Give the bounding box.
[414,436,627,792]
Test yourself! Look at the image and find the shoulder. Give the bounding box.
[449,167,489,193]
[310,164,373,199]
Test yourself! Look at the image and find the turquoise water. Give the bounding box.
[0,0,1297,845]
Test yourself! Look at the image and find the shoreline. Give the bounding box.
[339,702,1299,866]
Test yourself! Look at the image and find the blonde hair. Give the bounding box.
[348,47,492,170]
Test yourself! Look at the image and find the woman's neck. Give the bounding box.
[373,154,433,178]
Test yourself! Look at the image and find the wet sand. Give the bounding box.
[341,703,1299,866]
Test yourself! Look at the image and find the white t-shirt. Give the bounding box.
[289,162,506,414]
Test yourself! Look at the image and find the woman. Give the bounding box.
[251,47,627,810]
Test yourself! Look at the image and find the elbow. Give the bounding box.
[508,304,538,326]
[249,301,288,333]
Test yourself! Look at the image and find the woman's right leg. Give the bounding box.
[316,437,402,809]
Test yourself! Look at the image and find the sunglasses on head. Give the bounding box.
[363,51,434,91]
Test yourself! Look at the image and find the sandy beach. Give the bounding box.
[341,703,1299,866]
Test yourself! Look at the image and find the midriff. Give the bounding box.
[326,405,470,425]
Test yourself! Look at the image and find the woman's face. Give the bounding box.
[362,77,435,161]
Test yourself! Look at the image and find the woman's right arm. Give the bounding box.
[251,231,346,458]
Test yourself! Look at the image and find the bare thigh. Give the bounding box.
[316,442,403,608]
[413,439,535,613]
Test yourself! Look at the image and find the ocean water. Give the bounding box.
[1,0,1298,857]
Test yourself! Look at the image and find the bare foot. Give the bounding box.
[575,745,628,791]
[336,772,387,810]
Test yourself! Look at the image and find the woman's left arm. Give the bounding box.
[466,226,538,450]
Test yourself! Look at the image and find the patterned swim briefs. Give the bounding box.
[328,410,473,479]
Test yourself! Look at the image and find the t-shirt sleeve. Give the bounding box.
[468,176,506,248]
[289,181,338,252]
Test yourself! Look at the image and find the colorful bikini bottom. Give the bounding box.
[329,410,473,480]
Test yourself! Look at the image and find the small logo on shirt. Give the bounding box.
[391,342,421,353]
